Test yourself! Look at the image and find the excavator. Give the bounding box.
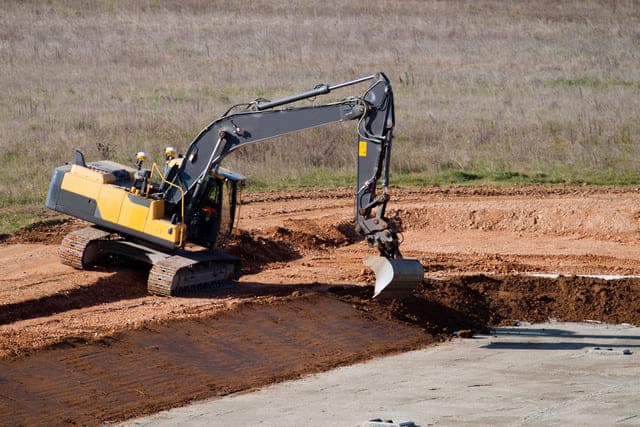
[45,72,424,299]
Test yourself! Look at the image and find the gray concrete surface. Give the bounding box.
[124,322,640,426]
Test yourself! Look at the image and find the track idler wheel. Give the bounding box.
[59,226,111,270]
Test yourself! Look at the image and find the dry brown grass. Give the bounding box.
[1,0,639,205]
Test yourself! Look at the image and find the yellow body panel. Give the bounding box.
[62,165,182,247]
[96,184,126,223]
[148,199,165,220]
[143,210,177,239]
[70,164,116,184]
[117,195,150,232]
[61,169,101,200]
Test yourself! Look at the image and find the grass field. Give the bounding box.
[1,0,639,220]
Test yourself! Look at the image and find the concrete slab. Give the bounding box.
[123,322,640,426]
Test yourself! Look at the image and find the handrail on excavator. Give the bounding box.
[151,162,186,248]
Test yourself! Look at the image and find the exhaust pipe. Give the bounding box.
[364,256,424,300]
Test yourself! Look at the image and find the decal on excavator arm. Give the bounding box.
[358,141,367,157]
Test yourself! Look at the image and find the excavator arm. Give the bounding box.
[163,73,423,297]
[166,74,398,258]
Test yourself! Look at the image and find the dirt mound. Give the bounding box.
[224,230,301,273]
[394,201,640,241]
[265,218,361,250]
[471,275,640,325]
[225,219,361,273]
[0,218,81,245]
[330,275,640,336]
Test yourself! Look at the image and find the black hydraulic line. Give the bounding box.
[255,74,376,111]
[255,85,330,111]
[328,74,377,90]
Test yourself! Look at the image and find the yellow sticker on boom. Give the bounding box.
[358,141,367,157]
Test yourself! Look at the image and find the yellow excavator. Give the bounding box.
[46,73,423,298]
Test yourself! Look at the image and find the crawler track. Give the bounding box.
[59,227,241,297]
[147,252,241,296]
[58,226,112,269]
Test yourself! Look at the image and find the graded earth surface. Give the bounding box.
[1,185,640,424]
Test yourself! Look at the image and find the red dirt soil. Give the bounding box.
[1,185,640,424]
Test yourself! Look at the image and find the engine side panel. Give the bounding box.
[47,164,183,249]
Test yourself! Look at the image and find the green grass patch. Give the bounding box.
[0,205,64,236]
[548,167,640,186]
[245,169,357,191]
[243,166,640,192]
[392,168,640,187]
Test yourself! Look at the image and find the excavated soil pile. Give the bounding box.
[225,219,361,273]
[224,230,301,273]
[468,275,640,325]
[331,275,640,336]
[266,219,360,249]
[0,218,78,245]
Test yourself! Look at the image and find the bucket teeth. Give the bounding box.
[364,256,424,300]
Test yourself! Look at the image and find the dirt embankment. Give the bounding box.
[1,185,640,424]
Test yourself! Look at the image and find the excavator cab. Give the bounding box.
[186,169,245,249]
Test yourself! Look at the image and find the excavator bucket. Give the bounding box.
[364,256,424,300]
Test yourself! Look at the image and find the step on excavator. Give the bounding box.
[46,73,424,299]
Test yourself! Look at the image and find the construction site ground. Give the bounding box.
[1,185,640,425]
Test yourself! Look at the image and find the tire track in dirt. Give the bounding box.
[0,267,148,325]
[0,294,432,425]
